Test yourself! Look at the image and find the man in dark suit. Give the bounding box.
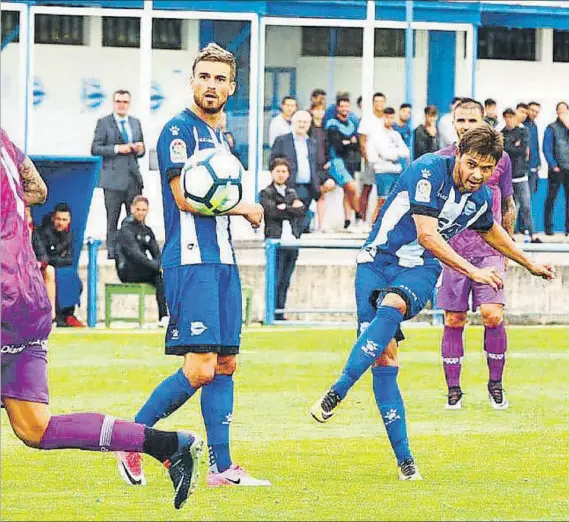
[259,158,305,321]
[269,110,320,233]
[91,89,145,259]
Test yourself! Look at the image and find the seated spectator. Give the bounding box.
[502,108,541,243]
[367,107,410,219]
[309,103,336,232]
[38,202,85,327]
[26,207,56,322]
[484,98,499,128]
[325,94,362,231]
[270,110,321,233]
[414,105,440,159]
[115,195,168,327]
[268,96,297,147]
[259,158,305,321]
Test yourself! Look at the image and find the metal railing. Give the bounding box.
[264,238,569,325]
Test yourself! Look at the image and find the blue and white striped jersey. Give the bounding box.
[157,108,236,268]
[357,153,494,268]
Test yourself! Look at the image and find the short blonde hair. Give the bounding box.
[192,43,237,81]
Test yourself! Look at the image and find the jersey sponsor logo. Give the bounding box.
[1,344,26,354]
[190,322,208,336]
[415,179,432,203]
[464,200,477,216]
[170,138,187,163]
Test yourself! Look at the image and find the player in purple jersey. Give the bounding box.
[435,99,517,410]
[0,128,202,510]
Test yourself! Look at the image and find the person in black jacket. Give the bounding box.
[414,105,440,159]
[259,158,305,321]
[502,108,540,242]
[38,202,85,326]
[115,195,168,325]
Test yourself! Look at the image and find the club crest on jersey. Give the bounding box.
[421,168,431,179]
[415,179,432,203]
[169,125,180,136]
[170,139,187,163]
[464,200,477,216]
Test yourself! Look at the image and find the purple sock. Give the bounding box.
[39,413,145,452]
[485,323,507,382]
[442,326,464,388]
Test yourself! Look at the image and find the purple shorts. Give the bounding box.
[436,255,506,312]
[1,339,49,405]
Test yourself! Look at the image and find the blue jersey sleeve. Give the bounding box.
[407,154,446,218]
[469,189,495,233]
[157,120,196,182]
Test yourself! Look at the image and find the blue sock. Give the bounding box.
[175,431,195,454]
[201,374,233,473]
[332,306,404,399]
[372,365,412,465]
[135,368,198,426]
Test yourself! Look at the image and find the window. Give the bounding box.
[1,10,20,43]
[152,18,182,50]
[374,28,405,58]
[478,27,536,61]
[553,30,569,63]
[34,14,85,45]
[102,16,140,48]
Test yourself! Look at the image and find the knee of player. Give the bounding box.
[216,356,237,376]
[481,309,503,328]
[12,414,50,448]
[373,341,399,367]
[184,366,215,389]
[444,311,467,328]
[379,293,407,317]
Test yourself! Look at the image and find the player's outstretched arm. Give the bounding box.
[479,222,556,280]
[412,214,504,291]
[20,157,47,205]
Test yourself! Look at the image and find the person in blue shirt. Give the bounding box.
[311,125,556,481]
[117,43,271,489]
[392,103,412,151]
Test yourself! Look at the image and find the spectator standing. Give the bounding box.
[115,196,168,327]
[358,92,387,225]
[268,96,297,147]
[414,105,440,159]
[438,96,461,148]
[502,108,540,243]
[367,107,410,219]
[392,103,412,150]
[484,98,499,128]
[309,88,327,110]
[309,104,336,232]
[38,203,85,327]
[326,95,362,231]
[526,101,542,193]
[270,110,320,233]
[543,101,569,236]
[91,89,145,260]
[259,158,305,321]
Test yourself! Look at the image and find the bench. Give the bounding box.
[104,283,254,327]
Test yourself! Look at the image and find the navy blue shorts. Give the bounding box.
[355,255,441,339]
[163,264,242,356]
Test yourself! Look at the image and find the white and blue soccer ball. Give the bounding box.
[180,147,243,216]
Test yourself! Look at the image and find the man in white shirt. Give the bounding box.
[438,96,462,148]
[358,92,386,225]
[268,96,297,147]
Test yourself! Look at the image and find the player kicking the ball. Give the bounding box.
[116,43,271,488]
[1,128,202,510]
[310,125,556,480]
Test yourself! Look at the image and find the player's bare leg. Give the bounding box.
[42,265,57,321]
[3,397,203,509]
[480,303,508,409]
[442,311,467,409]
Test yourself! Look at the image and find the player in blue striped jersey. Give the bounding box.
[311,125,556,480]
[117,43,271,488]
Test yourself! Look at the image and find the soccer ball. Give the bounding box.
[180,147,243,216]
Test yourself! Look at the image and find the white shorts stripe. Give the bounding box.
[180,210,202,264]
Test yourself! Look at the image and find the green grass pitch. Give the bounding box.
[2,326,568,521]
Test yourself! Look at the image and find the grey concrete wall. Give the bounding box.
[79,253,569,326]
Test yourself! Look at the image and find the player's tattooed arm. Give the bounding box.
[501,195,515,237]
[20,157,47,205]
